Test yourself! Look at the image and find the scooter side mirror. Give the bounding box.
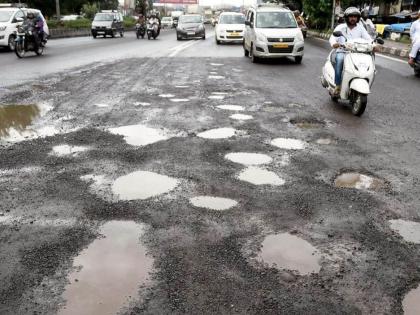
[333,31,343,37]
[376,37,384,45]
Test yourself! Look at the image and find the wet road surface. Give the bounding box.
[1,28,420,314]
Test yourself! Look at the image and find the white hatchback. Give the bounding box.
[215,12,245,45]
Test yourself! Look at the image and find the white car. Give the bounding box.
[161,17,173,28]
[0,6,49,51]
[243,4,304,63]
[215,12,245,45]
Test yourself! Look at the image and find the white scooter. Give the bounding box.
[321,31,383,116]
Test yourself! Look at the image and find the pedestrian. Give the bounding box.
[408,10,420,66]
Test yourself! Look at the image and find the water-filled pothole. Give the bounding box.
[216,105,244,111]
[159,94,175,98]
[0,104,40,140]
[334,172,384,191]
[133,102,151,107]
[225,152,272,166]
[208,95,225,100]
[112,171,179,200]
[290,118,325,129]
[190,196,238,211]
[94,103,110,108]
[59,221,153,315]
[271,138,306,150]
[389,219,420,244]
[197,128,236,139]
[208,75,225,79]
[170,98,190,102]
[230,114,253,121]
[238,167,285,186]
[109,124,169,146]
[256,233,321,275]
[51,145,88,157]
[316,138,333,145]
[403,285,420,315]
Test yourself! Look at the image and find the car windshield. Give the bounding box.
[219,14,245,24]
[94,14,114,21]
[256,12,297,28]
[0,10,14,22]
[179,15,202,23]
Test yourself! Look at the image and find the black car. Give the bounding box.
[176,14,205,40]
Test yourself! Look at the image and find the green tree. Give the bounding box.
[135,0,148,15]
[82,2,98,19]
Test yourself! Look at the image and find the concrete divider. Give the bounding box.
[49,27,137,39]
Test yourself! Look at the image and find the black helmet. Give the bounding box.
[344,7,361,24]
[27,12,35,19]
[361,8,369,19]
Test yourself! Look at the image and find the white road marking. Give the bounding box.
[168,34,215,57]
[376,53,407,64]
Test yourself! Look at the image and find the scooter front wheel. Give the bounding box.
[351,92,367,116]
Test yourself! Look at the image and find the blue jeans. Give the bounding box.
[335,52,345,86]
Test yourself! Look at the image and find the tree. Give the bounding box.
[82,2,98,19]
[135,0,148,15]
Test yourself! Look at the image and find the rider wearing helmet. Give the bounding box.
[329,7,372,95]
[360,8,376,40]
[26,12,42,49]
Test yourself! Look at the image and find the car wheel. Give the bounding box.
[177,33,181,40]
[243,40,249,57]
[8,35,16,51]
[216,37,220,45]
[120,31,124,37]
[295,56,303,64]
[250,44,258,63]
[111,30,116,38]
[92,33,97,39]
[202,34,206,40]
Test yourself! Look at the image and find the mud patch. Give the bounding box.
[109,124,169,146]
[216,105,244,111]
[290,118,325,129]
[112,171,180,201]
[190,196,238,211]
[225,152,272,166]
[197,128,237,139]
[389,219,420,244]
[51,145,89,157]
[271,138,306,150]
[59,221,153,315]
[256,233,321,275]
[238,167,285,186]
[230,114,253,121]
[334,172,384,191]
[403,285,420,315]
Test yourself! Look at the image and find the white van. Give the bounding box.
[0,5,49,51]
[243,4,304,63]
[215,12,246,44]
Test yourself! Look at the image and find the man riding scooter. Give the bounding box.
[408,10,420,68]
[329,7,373,96]
[360,8,377,40]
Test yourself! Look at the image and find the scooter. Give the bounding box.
[321,31,383,116]
[136,23,146,39]
[147,22,158,40]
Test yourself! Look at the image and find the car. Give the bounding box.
[0,5,49,51]
[243,4,305,64]
[176,14,205,40]
[215,12,245,45]
[91,10,124,38]
[161,16,174,28]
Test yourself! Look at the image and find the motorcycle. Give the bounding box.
[135,23,146,39]
[15,22,45,58]
[321,31,384,116]
[147,22,158,40]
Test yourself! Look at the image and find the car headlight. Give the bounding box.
[296,31,304,42]
[256,32,266,42]
[0,26,6,31]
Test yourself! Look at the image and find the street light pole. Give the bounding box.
[55,0,61,20]
[331,0,336,30]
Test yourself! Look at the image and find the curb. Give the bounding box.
[308,30,410,58]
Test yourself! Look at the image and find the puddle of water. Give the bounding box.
[175,85,189,88]
[112,171,179,201]
[94,103,110,108]
[208,76,225,79]
[290,118,325,129]
[216,105,244,111]
[208,95,225,100]
[197,128,236,139]
[212,92,228,95]
[210,63,224,66]
[51,145,88,157]
[109,124,169,146]
[59,221,153,315]
[256,233,321,275]
[316,138,333,145]
[271,138,306,150]
[238,167,285,186]
[133,102,151,107]
[210,72,219,75]
[403,285,420,315]
[334,173,383,191]
[225,152,272,166]
[230,114,253,121]
[0,104,40,139]
[190,196,238,211]
[264,101,273,104]
[389,219,420,244]
[170,99,190,103]
[159,94,175,98]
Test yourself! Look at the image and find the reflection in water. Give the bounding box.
[59,221,154,315]
[403,285,420,315]
[0,104,40,139]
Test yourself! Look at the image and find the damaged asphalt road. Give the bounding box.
[1,33,420,315]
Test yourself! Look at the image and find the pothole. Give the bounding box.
[170,98,190,103]
[212,92,228,95]
[190,196,238,211]
[208,75,225,79]
[112,171,180,201]
[109,124,169,146]
[290,118,325,129]
[255,233,321,275]
[0,104,40,140]
[197,128,236,139]
[238,167,285,186]
[216,105,244,111]
[59,221,153,315]
[210,63,224,66]
[159,94,175,98]
[175,85,189,88]
[230,114,253,121]
[316,138,333,145]
[51,145,89,157]
[403,285,420,315]
[271,138,306,150]
[334,172,384,191]
[208,95,225,100]
[133,102,151,107]
[389,219,420,244]
[94,103,110,108]
[225,152,272,166]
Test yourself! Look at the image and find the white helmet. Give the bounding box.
[344,7,361,24]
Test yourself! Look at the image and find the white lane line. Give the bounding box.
[376,53,407,64]
[169,40,200,57]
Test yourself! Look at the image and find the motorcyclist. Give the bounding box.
[408,10,420,66]
[25,12,42,49]
[294,10,305,27]
[329,7,372,95]
[360,8,377,40]
[148,13,159,36]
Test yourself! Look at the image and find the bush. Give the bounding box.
[123,16,137,28]
[47,18,92,29]
[82,3,98,20]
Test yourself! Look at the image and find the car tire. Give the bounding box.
[295,56,303,64]
[243,41,249,57]
[8,35,16,51]
[111,30,116,38]
[177,33,181,40]
[216,37,220,45]
[92,33,97,39]
[250,44,258,63]
[202,34,206,40]
[120,31,124,37]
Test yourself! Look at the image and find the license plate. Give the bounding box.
[273,43,289,48]
[187,32,195,35]
[230,32,240,36]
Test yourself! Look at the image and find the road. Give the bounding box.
[1,27,420,315]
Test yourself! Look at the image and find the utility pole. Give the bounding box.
[55,0,61,20]
[331,0,336,30]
